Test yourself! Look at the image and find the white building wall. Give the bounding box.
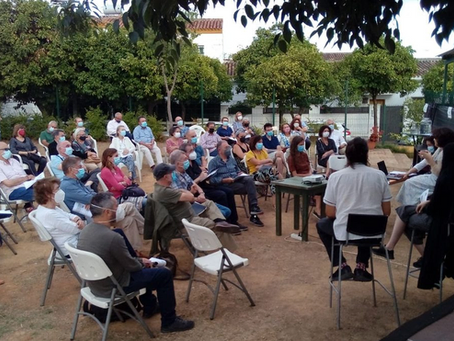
[1,101,41,116]
[193,33,224,62]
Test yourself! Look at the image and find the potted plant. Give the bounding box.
[368,126,383,149]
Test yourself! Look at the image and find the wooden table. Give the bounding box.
[272,177,327,241]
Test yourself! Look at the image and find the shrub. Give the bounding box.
[0,114,61,140]
[84,107,109,141]
[124,107,165,142]
[375,143,413,158]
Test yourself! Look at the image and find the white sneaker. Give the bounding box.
[149,257,167,268]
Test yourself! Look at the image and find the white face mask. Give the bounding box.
[91,204,125,223]
[238,116,243,121]
[188,151,197,160]
[322,131,330,138]
[174,132,181,138]
[294,123,300,128]
[54,189,65,204]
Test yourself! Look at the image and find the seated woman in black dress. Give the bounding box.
[316,125,337,168]
[9,124,46,175]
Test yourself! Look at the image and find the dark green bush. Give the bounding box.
[0,114,61,141]
[124,107,165,142]
[85,107,109,141]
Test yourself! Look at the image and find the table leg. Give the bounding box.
[293,195,300,231]
[320,200,326,218]
[301,194,309,241]
[275,188,282,236]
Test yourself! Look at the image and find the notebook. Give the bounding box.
[191,202,207,216]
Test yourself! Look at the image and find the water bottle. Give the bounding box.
[420,118,432,135]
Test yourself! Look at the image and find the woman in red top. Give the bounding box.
[288,136,312,177]
[100,148,146,210]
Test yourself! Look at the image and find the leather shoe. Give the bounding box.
[214,221,241,234]
[249,215,264,227]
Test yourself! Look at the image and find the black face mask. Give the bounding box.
[239,136,246,143]
[208,128,215,134]
[115,119,121,123]
[243,124,249,128]
[79,136,87,141]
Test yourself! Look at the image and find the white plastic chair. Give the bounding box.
[64,242,154,341]
[97,173,109,192]
[90,138,99,154]
[0,187,27,233]
[29,211,81,306]
[11,153,29,172]
[46,161,55,177]
[38,138,50,161]
[182,219,255,320]
[328,155,347,171]
[188,125,205,139]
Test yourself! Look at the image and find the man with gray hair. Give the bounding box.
[107,112,131,137]
[40,120,58,147]
[77,192,195,332]
[326,118,347,154]
[48,129,65,156]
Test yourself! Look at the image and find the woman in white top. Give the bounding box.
[34,178,85,256]
[109,125,137,180]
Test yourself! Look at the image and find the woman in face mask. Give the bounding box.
[232,131,250,174]
[166,126,183,155]
[9,124,47,175]
[109,125,137,180]
[245,135,282,195]
[288,136,312,177]
[71,128,101,172]
[34,178,86,256]
[316,125,337,169]
[232,112,244,133]
[100,148,147,211]
[216,116,235,142]
[290,118,308,136]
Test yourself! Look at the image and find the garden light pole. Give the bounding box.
[344,80,348,140]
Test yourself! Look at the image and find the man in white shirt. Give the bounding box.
[0,142,35,205]
[326,118,347,154]
[316,137,391,282]
[107,112,130,137]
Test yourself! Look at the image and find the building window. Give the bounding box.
[198,45,204,55]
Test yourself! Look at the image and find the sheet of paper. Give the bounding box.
[23,172,45,189]
[419,189,430,203]
[72,202,92,218]
[234,173,249,181]
[448,107,452,119]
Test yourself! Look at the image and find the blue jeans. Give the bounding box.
[123,267,177,328]
[9,187,34,202]
[215,203,231,219]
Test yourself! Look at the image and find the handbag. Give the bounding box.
[121,183,145,201]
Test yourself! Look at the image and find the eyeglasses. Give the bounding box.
[0,148,10,151]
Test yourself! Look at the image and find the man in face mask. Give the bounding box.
[0,141,35,210]
[107,112,131,137]
[133,116,163,170]
[199,121,222,157]
[77,192,195,333]
[40,121,58,147]
[174,116,189,138]
[48,129,65,157]
[60,157,144,250]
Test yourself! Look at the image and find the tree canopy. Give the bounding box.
[421,61,454,102]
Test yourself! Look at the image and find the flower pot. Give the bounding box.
[368,140,376,149]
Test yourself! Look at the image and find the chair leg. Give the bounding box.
[329,237,335,308]
[41,252,57,306]
[241,195,249,218]
[102,290,117,341]
[186,252,197,303]
[1,233,17,255]
[385,248,401,326]
[337,244,343,330]
[439,262,444,304]
[370,248,377,307]
[403,231,415,300]
[70,291,84,340]
[1,223,18,244]
[210,257,225,320]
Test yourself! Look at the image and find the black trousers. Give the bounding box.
[316,217,375,267]
[201,184,239,224]
[21,154,46,175]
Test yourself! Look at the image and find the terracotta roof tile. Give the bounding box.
[224,60,235,77]
[322,52,350,62]
[188,18,223,32]
[96,15,124,28]
[416,58,441,77]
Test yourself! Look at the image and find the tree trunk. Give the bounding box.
[372,94,378,129]
[181,103,186,120]
[162,64,179,131]
[147,100,155,116]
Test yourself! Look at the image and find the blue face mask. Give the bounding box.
[329,124,335,131]
[77,121,84,127]
[427,146,435,153]
[76,168,86,179]
[256,143,263,150]
[177,120,183,126]
[49,127,55,132]
[65,147,73,155]
[267,130,274,137]
[3,150,12,160]
[183,160,190,170]
[191,137,197,144]
[222,121,229,126]
[120,130,126,136]
[59,136,66,142]
[141,122,148,128]
[297,145,305,152]
[114,156,122,165]
[172,172,177,183]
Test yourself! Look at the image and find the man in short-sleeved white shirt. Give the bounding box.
[316,137,391,282]
[326,119,347,154]
[106,112,130,137]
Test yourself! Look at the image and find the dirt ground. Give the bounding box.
[0,142,451,341]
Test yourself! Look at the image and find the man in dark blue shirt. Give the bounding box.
[262,123,281,150]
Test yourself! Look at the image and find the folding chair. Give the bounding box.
[0,215,18,255]
[188,125,205,140]
[97,173,109,192]
[46,161,55,177]
[65,242,154,341]
[0,187,27,233]
[182,218,255,320]
[242,156,269,201]
[38,138,50,161]
[329,214,400,329]
[29,211,81,306]
[328,155,347,171]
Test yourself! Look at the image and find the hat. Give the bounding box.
[153,163,175,180]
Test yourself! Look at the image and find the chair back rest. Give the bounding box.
[29,210,52,242]
[91,138,99,154]
[182,218,222,252]
[46,161,55,176]
[346,214,388,237]
[328,155,347,171]
[97,173,109,192]
[65,242,112,281]
[189,125,205,139]
[53,189,71,212]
